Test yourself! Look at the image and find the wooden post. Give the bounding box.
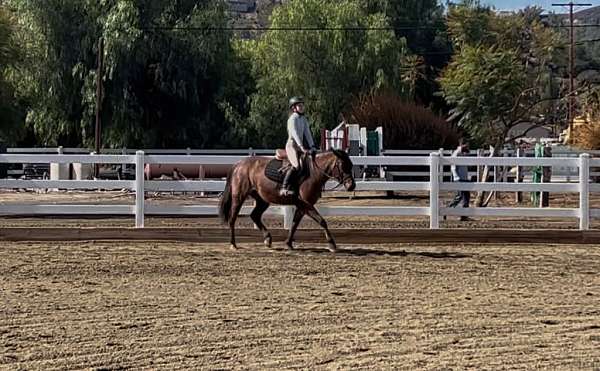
[476,149,483,182]
[541,145,552,207]
[94,37,104,178]
[494,152,499,201]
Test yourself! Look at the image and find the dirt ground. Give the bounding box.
[1,240,599,370]
[1,190,599,369]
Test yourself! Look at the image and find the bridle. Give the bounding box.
[311,154,353,191]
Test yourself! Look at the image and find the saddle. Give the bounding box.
[275,149,287,160]
[264,149,309,185]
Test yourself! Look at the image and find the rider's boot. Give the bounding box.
[279,167,296,196]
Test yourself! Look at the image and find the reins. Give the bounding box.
[310,154,346,192]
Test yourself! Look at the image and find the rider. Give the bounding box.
[280,96,317,196]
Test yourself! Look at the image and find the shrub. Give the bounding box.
[346,93,460,150]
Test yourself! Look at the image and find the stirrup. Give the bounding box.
[279,188,295,196]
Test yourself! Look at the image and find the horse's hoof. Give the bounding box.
[264,237,272,248]
[230,244,238,250]
[327,243,337,253]
[285,242,294,250]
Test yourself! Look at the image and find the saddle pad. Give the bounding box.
[265,159,288,184]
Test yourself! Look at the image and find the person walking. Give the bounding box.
[447,141,473,221]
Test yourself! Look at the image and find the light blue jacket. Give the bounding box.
[287,112,315,150]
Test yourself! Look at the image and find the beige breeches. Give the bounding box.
[285,140,301,169]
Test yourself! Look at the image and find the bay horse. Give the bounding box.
[218,150,356,252]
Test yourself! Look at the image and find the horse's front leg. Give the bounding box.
[285,207,305,250]
[301,203,337,253]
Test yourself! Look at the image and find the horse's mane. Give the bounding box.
[330,149,353,171]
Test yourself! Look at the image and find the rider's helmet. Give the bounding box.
[289,96,304,109]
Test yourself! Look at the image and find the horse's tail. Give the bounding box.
[218,167,235,224]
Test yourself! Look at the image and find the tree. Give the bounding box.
[439,2,563,149]
[346,92,460,150]
[572,85,600,150]
[240,0,411,148]
[6,0,237,148]
[359,0,452,107]
[0,3,24,144]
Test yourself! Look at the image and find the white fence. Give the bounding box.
[5,146,599,180]
[0,151,598,230]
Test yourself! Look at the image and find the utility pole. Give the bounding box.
[551,2,591,141]
[94,37,104,178]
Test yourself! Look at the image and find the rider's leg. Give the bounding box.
[280,141,300,196]
[280,166,297,196]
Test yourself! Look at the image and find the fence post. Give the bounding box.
[135,150,145,228]
[494,152,500,201]
[283,206,294,230]
[476,149,483,182]
[429,152,440,229]
[579,153,590,230]
[515,148,522,203]
[49,146,65,192]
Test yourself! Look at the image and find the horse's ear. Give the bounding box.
[332,149,343,159]
[333,149,349,161]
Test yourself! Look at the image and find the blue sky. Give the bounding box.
[484,0,596,12]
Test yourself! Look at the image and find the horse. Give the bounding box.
[218,150,356,252]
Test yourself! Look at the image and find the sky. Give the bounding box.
[484,0,597,12]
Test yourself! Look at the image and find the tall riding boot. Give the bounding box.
[280,167,296,196]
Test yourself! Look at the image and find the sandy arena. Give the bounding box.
[1,190,600,369]
[1,239,599,370]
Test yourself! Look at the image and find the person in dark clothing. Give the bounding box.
[447,141,473,221]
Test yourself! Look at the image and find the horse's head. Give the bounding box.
[317,149,356,191]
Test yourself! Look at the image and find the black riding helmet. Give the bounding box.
[289,96,304,109]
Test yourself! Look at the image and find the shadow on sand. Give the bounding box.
[275,246,471,259]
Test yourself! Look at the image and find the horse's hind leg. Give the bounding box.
[250,194,271,247]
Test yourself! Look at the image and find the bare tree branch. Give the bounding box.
[505,121,549,143]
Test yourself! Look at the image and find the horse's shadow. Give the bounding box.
[275,246,471,259]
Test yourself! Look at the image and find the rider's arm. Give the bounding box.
[287,115,306,150]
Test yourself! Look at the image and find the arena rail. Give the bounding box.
[6,146,599,180]
[0,151,596,230]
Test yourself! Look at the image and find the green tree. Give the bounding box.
[359,0,452,107]
[6,0,237,148]
[439,2,563,148]
[241,0,411,148]
[0,4,24,144]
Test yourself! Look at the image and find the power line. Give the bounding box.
[141,26,443,31]
[138,24,600,32]
[576,38,600,44]
[554,24,600,27]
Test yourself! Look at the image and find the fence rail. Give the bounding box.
[0,151,596,230]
